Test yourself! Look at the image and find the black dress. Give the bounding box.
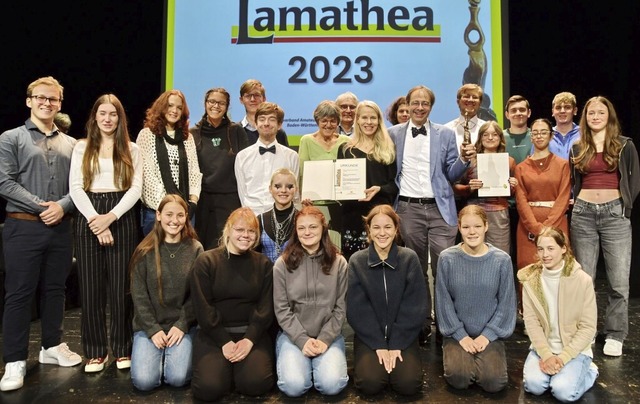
[337,144,398,259]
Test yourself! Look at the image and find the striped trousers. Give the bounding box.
[74,192,139,359]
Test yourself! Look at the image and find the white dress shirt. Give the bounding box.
[398,122,434,198]
[445,115,486,150]
[234,140,299,215]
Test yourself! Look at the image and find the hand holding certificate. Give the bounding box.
[301,159,366,201]
[476,153,510,197]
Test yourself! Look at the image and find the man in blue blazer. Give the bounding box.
[388,85,475,344]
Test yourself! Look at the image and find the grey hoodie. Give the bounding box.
[273,253,348,349]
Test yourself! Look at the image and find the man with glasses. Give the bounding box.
[445,84,487,150]
[238,79,289,147]
[389,85,476,345]
[335,92,358,136]
[445,84,487,215]
[0,76,81,392]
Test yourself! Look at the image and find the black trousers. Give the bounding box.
[75,192,138,358]
[2,217,73,362]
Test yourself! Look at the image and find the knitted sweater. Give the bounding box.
[136,127,202,210]
[131,239,204,337]
[436,244,516,342]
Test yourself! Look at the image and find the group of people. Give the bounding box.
[0,76,638,403]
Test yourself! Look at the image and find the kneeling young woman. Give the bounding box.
[436,204,516,393]
[519,227,598,402]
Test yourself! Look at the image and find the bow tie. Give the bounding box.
[259,145,276,155]
[412,126,427,137]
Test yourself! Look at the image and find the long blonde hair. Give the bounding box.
[345,100,395,164]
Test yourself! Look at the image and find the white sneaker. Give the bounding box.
[603,339,623,357]
[85,356,108,373]
[0,360,26,391]
[39,343,82,367]
[116,356,131,370]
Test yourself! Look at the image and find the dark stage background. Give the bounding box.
[1,0,639,293]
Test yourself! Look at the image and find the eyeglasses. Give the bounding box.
[206,99,228,107]
[232,227,257,236]
[339,104,356,111]
[531,130,551,137]
[30,95,62,106]
[409,101,432,108]
[242,93,264,100]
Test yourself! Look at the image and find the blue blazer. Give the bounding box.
[389,121,469,226]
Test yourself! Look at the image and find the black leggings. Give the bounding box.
[191,331,274,401]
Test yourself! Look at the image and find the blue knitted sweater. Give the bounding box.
[435,244,516,341]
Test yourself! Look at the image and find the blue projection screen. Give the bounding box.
[165,0,507,145]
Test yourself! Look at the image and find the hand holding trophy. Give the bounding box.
[460,111,476,162]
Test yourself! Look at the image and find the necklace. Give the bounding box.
[164,242,183,259]
[532,153,551,169]
[271,207,296,255]
[102,143,114,151]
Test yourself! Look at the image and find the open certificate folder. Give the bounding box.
[477,153,510,197]
[302,159,366,201]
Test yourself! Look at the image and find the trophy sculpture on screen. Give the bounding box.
[463,0,497,122]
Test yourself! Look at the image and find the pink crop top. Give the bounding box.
[582,152,620,189]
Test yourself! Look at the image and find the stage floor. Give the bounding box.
[1,277,639,403]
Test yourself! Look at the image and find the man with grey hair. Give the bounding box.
[335,91,358,136]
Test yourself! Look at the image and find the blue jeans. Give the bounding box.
[523,350,598,402]
[570,198,631,341]
[275,332,348,397]
[130,328,196,391]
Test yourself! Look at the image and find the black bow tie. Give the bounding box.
[411,126,427,137]
[259,145,276,155]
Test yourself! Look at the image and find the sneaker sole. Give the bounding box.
[84,365,105,373]
[0,380,24,392]
[85,356,108,373]
[39,355,82,367]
